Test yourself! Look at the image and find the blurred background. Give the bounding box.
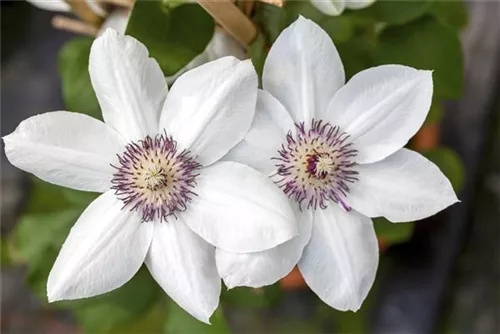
[1,1,499,333]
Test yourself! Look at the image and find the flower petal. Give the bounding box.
[145,219,220,324]
[182,161,297,253]
[299,205,378,311]
[47,191,153,302]
[263,16,345,123]
[327,65,433,164]
[223,89,294,176]
[98,10,129,36]
[3,111,125,192]
[216,204,312,288]
[89,28,168,141]
[345,0,375,10]
[311,0,346,16]
[346,148,459,222]
[160,57,258,166]
[27,0,70,12]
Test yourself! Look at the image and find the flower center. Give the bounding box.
[273,120,358,211]
[111,133,201,222]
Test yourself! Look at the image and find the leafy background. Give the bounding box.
[4,0,467,333]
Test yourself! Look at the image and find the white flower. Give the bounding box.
[311,0,375,16]
[3,29,297,323]
[218,17,458,311]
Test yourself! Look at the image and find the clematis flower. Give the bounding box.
[218,17,458,311]
[3,29,297,322]
[311,0,375,16]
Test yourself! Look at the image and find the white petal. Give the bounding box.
[47,191,153,302]
[327,65,433,164]
[98,10,129,36]
[299,205,378,311]
[145,219,220,324]
[160,57,258,166]
[216,203,312,288]
[27,0,70,12]
[346,148,459,222]
[182,161,297,253]
[223,90,294,176]
[205,30,247,61]
[345,0,375,10]
[311,0,346,16]
[89,29,168,141]
[263,16,345,123]
[3,111,125,192]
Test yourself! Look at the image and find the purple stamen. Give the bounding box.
[273,119,358,211]
[111,132,201,222]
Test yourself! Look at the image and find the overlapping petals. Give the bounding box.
[222,16,457,312]
[160,57,258,166]
[224,90,294,176]
[180,161,297,253]
[3,28,299,324]
[145,218,220,323]
[216,205,312,288]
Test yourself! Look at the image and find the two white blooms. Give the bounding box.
[3,17,457,323]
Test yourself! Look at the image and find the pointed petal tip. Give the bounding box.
[100,27,118,38]
[46,284,63,303]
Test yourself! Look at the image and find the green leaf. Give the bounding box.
[375,16,464,100]
[126,2,214,76]
[284,1,354,42]
[222,284,282,309]
[336,36,376,79]
[429,0,468,30]
[16,210,81,273]
[15,203,161,333]
[373,217,415,244]
[23,179,67,214]
[283,1,326,25]
[58,37,101,119]
[425,101,445,124]
[61,188,99,209]
[164,302,230,334]
[71,267,162,334]
[423,147,465,192]
[1,237,13,266]
[320,16,354,43]
[248,34,267,83]
[24,177,95,214]
[14,209,81,300]
[109,304,166,334]
[349,0,431,25]
[253,2,287,44]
